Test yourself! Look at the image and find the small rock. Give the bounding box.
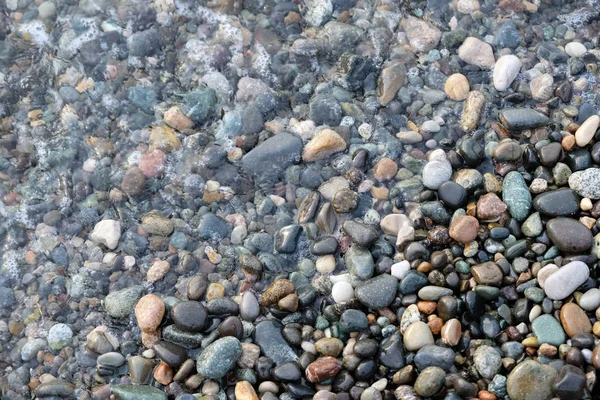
[493,55,521,91]
[444,73,470,101]
[449,215,479,244]
[458,37,495,69]
[90,220,121,250]
[402,16,442,52]
[303,129,346,162]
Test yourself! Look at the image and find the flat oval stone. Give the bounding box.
[546,218,593,253]
[414,345,455,371]
[499,108,549,131]
[355,274,397,309]
[196,336,242,379]
[506,360,557,400]
[112,385,167,400]
[575,115,600,147]
[403,321,434,351]
[579,288,600,311]
[560,303,592,337]
[502,171,531,221]
[544,261,590,300]
[533,188,580,216]
[531,314,566,346]
[417,286,453,301]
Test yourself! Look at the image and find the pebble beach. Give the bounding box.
[2,0,600,399]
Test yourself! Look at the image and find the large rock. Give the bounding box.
[506,360,557,400]
[498,108,549,131]
[546,218,593,253]
[242,131,303,182]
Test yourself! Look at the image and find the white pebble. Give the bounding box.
[316,255,336,273]
[301,341,317,354]
[331,281,354,303]
[391,261,410,280]
[581,198,593,211]
[565,42,587,57]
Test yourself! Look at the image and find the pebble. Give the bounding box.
[135,294,165,332]
[565,42,587,57]
[569,167,600,199]
[460,90,486,132]
[579,288,600,311]
[89,220,121,250]
[530,73,554,102]
[303,129,346,162]
[196,337,242,379]
[414,366,445,397]
[474,345,502,379]
[506,360,557,400]
[402,16,442,52]
[531,314,567,346]
[444,73,470,101]
[458,37,495,69]
[355,274,397,309]
[403,321,434,351]
[449,215,479,244]
[493,55,521,91]
[575,115,600,147]
[546,217,593,253]
[560,303,592,337]
[502,171,532,221]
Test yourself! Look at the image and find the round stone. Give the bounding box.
[403,321,434,351]
[414,366,445,397]
[506,360,557,400]
[332,281,354,303]
[444,74,470,101]
[48,324,73,350]
[171,301,208,333]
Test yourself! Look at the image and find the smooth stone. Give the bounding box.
[414,345,455,371]
[458,37,495,69]
[423,157,452,190]
[355,274,397,309]
[537,263,560,289]
[162,325,204,348]
[171,301,208,333]
[340,309,368,332]
[47,323,73,350]
[568,168,600,199]
[97,352,125,368]
[196,337,242,379]
[499,108,549,131]
[533,189,580,216]
[531,315,567,346]
[240,291,261,321]
[254,320,298,365]
[391,260,410,280]
[153,341,188,368]
[471,262,503,287]
[35,381,75,398]
[544,261,590,300]
[493,55,521,91]
[530,73,554,102]
[127,356,154,384]
[89,219,121,249]
[275,224,302,253]
[473,345,502,379]
[444,73,470,101]
[437,181,468,209]
[575,115,600,147]
[377,61,407,105]
[403,321,434,351]
[506,360,557,400]
[521,212,542,237]
[502,171,532,221]
[546,218,593,253]
[460,90,486,132]
[417,286,453,301]
[579,288,600,311]
[197,212,229,241]
[331,281,354,303]
[414,366,445,397]
[112,384,167,400]
[565,42,587,57]
[560,303,592,337]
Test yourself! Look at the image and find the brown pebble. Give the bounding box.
[373,157,398,181]
[135,294,165,333]
[261,279,295,307]
[538,343,558,357]
[235,381,259,400]
[153,361,173,385]
[305,357,341,383]
[449,215,479,244]
[560,303,592,337]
